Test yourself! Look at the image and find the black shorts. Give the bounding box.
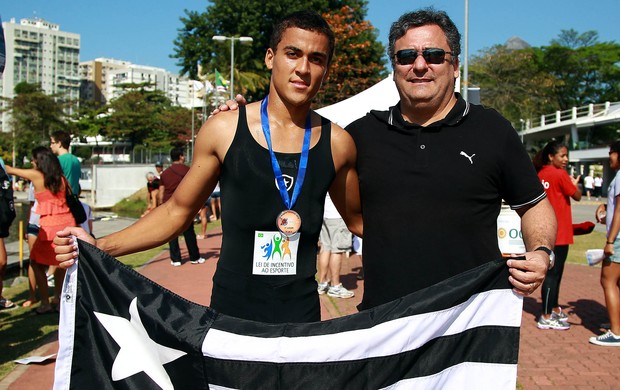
[27,223,40,236]
[0,225,9,238]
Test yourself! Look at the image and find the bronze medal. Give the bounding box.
[276,209,301,237]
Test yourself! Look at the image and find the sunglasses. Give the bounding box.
[395,48,454,65]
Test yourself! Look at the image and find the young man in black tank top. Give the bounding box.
[54,10,362,324]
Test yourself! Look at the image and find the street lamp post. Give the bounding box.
[212,35,253,100]
[463,0,469,102]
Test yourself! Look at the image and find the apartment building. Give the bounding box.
[80,58,194,108]
[0,17,80,130]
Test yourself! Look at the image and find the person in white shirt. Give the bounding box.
[317,193,355,298]
[584,173,594,200]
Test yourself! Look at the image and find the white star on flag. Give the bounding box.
[93,297,187,390]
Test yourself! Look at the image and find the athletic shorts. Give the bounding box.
[27,223,40,236]
[319,218,352,253]
[609,237,620,263]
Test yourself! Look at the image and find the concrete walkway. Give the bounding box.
[2,224,620,389]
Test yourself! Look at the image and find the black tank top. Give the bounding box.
[212,105,335,323]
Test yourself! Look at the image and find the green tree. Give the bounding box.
[469,45,557,127]
[67,99,107,141]
[0,82,67,165]
[104,84,174,147]
[539,38,620,109]
[469,30,620,128]
[172,0,379,102]
[315,6,387,107]
[550,29,599,49]
[157,106,194,147]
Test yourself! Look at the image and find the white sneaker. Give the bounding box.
[537,315,570,330]
[327,284,355,298]
[317,282,329,295]
[171,261,181,267]
[191,257,206,264]
[552,308,570,324]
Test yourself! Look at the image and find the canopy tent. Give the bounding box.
[316,74,400,128]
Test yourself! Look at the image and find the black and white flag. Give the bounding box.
[54,241,522,389]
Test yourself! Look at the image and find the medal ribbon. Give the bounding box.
[260,95,311,211]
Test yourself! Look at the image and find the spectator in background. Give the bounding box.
[210,182,221,221]
[145,172,160,213]
[592,141,620,346]
[7,147,77,314]
[594,175,603,201]
[50,130,81,194]
[317,193,355,299]
[533,140,581,330]
[50,130,81,295]
[197,197,211,239]
[80,193,94,237]
[23,183,41,307]
[0,157,15,310]
[352,235,363,280]
[158,148,205,267]
[197,183,222,239]
[584,172,594,200]
[155,161,163,179]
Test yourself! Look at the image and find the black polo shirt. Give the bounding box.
[346,94,545,310]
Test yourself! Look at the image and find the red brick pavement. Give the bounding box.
[3,228,620,389]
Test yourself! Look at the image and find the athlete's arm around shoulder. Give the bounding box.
[328,122,363,237]
[54,111,240,265]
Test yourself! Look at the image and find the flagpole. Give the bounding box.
[229,38,235,100]
[463,0,469,102]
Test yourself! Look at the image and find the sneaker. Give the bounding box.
[327,284,355,299]
[47,274,55,287]
[196,235,205,239]
[537,315,570,330]
[317,282,329,295]
[0,298,16,310]
[589,330,620,347]
[191,257,206,265]
[552,309,569,324]
[171,261,182,267]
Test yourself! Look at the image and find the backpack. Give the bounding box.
[0,166,16,229]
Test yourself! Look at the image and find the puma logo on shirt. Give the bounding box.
[460,151,476,164]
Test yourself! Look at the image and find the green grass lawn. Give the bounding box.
[0,221,220,382]
[567,230,606,265]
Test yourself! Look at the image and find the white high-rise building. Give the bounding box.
[1,18,80,131]
[79,58,131,104]
[80,58,193,108]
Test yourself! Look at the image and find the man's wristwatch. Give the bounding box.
[535,246,555,269]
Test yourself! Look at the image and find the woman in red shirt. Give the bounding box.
[533,141,582,330]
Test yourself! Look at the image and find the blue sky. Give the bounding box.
[2,0,618,75]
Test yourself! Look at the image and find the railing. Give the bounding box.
[525,101,620,129]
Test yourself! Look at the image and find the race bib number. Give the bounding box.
[253,231,300,275]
